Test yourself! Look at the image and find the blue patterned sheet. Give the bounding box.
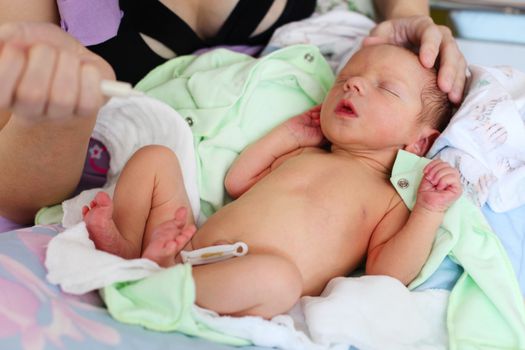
[0,225,267,350]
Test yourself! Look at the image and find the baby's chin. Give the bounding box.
[320,130,345,150]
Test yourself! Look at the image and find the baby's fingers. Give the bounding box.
[307,105,322,122]
[174,206,188,223]
[436,172,461,192]
[423,160,451,183]
[423,159,443,174]
[309,104,322,113]
[175,225,197,248]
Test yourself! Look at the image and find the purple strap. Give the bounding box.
[57,0,122,46]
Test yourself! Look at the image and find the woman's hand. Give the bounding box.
[363,15,467,104]
[0,22,115,122]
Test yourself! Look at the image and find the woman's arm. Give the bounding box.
[374,0,429,20]
[0,0,59,24]
[0,22,115,224]
[225,105,323,199]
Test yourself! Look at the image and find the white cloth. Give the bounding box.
[45,221,162,294]
[302,276,449,350]
[195,276,449,350]
[263,10,375,73]
[46,226,448,350]
[61,95,201,227]
[428,65,525,212]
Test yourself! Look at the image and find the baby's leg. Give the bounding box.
[193,254,303,319]
[84,145,195,263]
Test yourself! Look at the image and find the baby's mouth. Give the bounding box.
[335,99,358,118]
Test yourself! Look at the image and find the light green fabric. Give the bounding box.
[101,263,249,346]
[316,0,376,19]
[391,150,525,350]
[34,204,63,225]
[135,45,334,218]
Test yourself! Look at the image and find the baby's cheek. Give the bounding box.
[321,95,337,114]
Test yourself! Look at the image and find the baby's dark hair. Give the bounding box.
[418,68,454,132]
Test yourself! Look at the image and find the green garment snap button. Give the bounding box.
[185,117,194,127]
[304,53,314,62]
[397,178,409,189]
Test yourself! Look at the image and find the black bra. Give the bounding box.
[88,0,316,85]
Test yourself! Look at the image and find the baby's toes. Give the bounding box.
[161,240,178,256]
[174,226,196,249]
[82,205,90,217]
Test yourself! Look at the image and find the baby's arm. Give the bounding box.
[366,159,462,285]
[225,105,323,198]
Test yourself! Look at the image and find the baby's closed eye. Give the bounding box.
[379,83,400,97]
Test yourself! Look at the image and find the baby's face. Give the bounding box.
[321,44,432,151]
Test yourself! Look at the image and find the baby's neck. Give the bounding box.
[330,145,400,177]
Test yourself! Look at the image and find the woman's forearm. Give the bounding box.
[0,115,96,223]
[374,0,429,20]
[0,0,59,24]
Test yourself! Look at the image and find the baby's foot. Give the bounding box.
[82,191,124,255]
[142,207,197,267]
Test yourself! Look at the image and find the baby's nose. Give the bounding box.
[343,77,365,95]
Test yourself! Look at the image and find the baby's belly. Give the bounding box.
[191,192,369,295]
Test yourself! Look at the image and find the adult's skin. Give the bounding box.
[369,0,467,104]
[0,23,115,224]
[0,0,466,224]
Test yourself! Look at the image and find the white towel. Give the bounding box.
[45,221,162,294]
[263,10,375,73]
[61,95,201,227]
[302,276,449,350]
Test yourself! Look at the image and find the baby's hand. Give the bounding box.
[416,159,462,212]
[0,22,115,121]
[284,105,324,147]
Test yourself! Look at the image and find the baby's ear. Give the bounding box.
[404,129,440,156]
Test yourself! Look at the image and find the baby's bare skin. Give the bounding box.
[192,150,400,296]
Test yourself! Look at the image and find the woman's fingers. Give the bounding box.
[76,63,104,117]
[417,20,443,68]
[47,50,80,119]
[0,43,26,110]
[14,44,58,119]
[365,16,467,103]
